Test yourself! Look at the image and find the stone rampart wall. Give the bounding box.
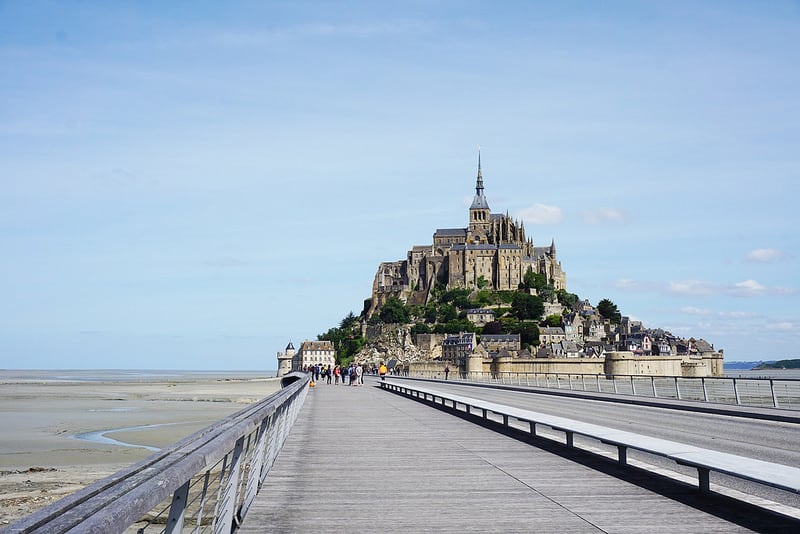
[409,351,724,378]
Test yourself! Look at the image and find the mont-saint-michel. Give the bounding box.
[279,156,723,378]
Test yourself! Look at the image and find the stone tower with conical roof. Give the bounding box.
[276,341,295,377]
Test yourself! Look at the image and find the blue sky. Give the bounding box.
[1,1,798,369]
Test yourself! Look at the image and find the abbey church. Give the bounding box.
[370,155,567,313]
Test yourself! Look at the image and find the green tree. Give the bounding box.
[437,303,457,323]
[433,319,474,334]
[379,297,410,324]
[340,312,358,329]
[511,292,544,321]
[411,322,431,334]
[497,291,517,304]
[509,321,539,349]
[538,283,555,303]
[519,268,546,291]
[476,275,489,289]
[597,298,622,324]
[544,314,562,328]
[475,290,492,306]
[423,304,438,323]
[556,290,579,309]
[482,320,504,335]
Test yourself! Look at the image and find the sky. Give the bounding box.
[1,1,798,370]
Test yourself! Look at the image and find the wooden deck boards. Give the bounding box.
[239,378,773,533]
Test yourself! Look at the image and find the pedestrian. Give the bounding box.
[357,362,364,385]
[379,362,388,381]
[444,366,450,380]
[334,365,340,385]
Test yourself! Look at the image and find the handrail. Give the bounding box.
[408,370,800,410]
[5,372,310,534]
[380,380,800,499]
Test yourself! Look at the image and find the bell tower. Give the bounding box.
[468,150,491,240]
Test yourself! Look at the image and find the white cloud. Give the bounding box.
[766,322,795,331]
[745,248,785,262]
[731,279,766,295]
[681,306,712,315]
[668,280,718,296]
[516,204,563,225]
[613,278,658,292]
[665,279,798,297]
[580,207,625,224]
[718,311,760,319]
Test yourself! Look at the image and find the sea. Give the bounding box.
[0,369,279,382]
[723,368,800,380]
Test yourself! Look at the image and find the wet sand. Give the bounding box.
[0,373,281,526]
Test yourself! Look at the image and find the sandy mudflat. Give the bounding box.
[0,373,281,526]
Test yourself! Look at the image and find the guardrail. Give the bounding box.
[6,372,310,534]
[408,370,800,409]
[380,380,800,501]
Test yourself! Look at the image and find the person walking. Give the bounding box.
[334,365,341,385]
[379,362,388,381]
[444,366,450,380]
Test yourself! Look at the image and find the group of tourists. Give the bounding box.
[302,363,371,385]
[300,361,393,384]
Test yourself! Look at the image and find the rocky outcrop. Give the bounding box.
[354,324,429,367]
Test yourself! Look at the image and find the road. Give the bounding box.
[396,378,800,508]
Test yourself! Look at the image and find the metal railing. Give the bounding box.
[409,371,800,410]
[6,372,310,534]
[380,380,800,501]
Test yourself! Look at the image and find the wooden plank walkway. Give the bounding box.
[240,378,787,533]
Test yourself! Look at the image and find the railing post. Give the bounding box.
[617,445,627,465]
[698,467,710,493]
[535,374,540,387]
[596,374,601,392]
[241,416,272,518]
[771,379,779,408]
[526,374,530,387]
[675,377,681,400]
[702,378,708,402]
[213,437,245,534]
[613,376,618,394]
[733,378,741,405]
[581,374,586,391]
[165,480,190,534]
[529,421,536,436]
[196,470,213,528]
[651,376,657,397]
[546,375,550,388]
[568,374,573,390]
[631,375,636,396]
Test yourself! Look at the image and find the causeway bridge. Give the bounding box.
[5,373,800,533]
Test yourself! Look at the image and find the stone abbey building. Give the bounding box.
[370,155,567,313]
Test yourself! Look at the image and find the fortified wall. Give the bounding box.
[409,351,724,378]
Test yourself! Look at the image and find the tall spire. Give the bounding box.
[470,147,489,210]
[476,148,484,193]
